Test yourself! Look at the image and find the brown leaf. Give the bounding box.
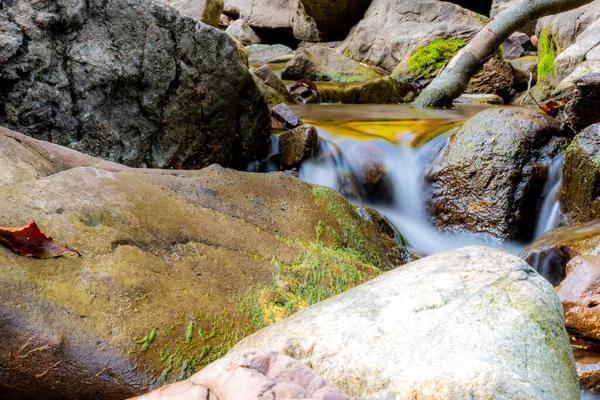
[0,221,80,258]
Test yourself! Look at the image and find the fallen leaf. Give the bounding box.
[0,221,80,258]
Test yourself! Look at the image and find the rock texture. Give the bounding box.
[561,124,600,225]
[226,19,261,45]
[0,0,270,169]
[338,0,485,72]
[520,220,600,285]
[159,0,224,26]
[282,46,386,82]
[234,246,579,400]
[252,65,297,104]
[563,75,600,132]
[464,52,514,98]
[248,44,295,65]
[427,108,569,242]
[0,127,412,399]
[132,349,349,400]
[558,256,600,341]
[278,125,319,169]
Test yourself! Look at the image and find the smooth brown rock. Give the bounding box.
[271,103,303,129]
[278,125,319,169]
[132,349,349,400]
[427,107,569,242]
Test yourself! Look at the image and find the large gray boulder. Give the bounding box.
[158,0,224,26]
[234,246,580,400]
[338,0,485,72]
[0,0,270,169]
[427,108,569,242]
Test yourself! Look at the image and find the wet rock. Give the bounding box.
[427,108,569,242]
[0,126,412,399]
[337,170,364,201]
[159,0,224,26]
[292,0,372,42]
[132,349,349,400]
[248,44,294,65]
[234,246,579,400]
[510,56,538,89]
[288,79,319,104]
[0,0,270,169]
[252,65,297,104]
[519,220,600,285]
[338,0,485,72]
[465,53,514,99]
[501,32,530,60]
[561,124,600,224]
[278,125,319,169]
[453,94,504,105]
[226,19,261,45]
[341,142,394,204]
[282,46,386,82]
[558,256,600,341]
[271,103,302,129]
[316,77,418,104]
[563,75,600,132]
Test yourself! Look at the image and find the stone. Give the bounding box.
[427,108,569,242]
[132,349,349,400]
[278,125,319,169]
[252,65,297,104]
[453,94,504,105]
[338,0,485,72]
[315,77,418,104]
[247,44,294,65]
[558,256,600,341]
[282,46,387,82]
[271,103,302,129]
[226,19,261,45]
[464,52,514,98]
[0,0,270,169]
[519,220,600,285]
[537,1,600,53]
[563,75,600,132]
[158,0,224,26]
[0,126,413,398]
[234,246,579,400]
[509,55,539,89]
[501,32,531,60]
[561,124,600,225]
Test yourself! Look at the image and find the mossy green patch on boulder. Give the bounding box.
[0,127,413,399]
[538,29,559,80]
[315,77,418,104]
[407,39,465,79]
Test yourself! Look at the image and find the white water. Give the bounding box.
[533,156,563,240]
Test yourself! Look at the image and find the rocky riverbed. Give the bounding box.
[3,0,600,399]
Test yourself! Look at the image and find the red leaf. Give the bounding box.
[0,221,80,258]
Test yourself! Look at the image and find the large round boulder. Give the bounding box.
[234,246,579,399]
[0,127,413,399]
[0,0,270,169]
[426,107,569,242]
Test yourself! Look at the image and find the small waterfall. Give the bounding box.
[533,156,563,239]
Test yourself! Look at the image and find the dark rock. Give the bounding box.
[271,103,302,129]
[337,170,365,201]
[558,256,600,341]
[278,124,319,169]
[0,0,270,169]
[252,65,297,104]
[288,80,319,104]
[281,46,387,82]
[519,220,600,285]
[561,124,600,224]
[427,108,569,242]
[501,32,530,60]
[464,53,514,99]
[564,74,600,132]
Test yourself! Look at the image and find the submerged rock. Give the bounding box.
[0,0,270,169]
[0,127,412,399]
[133,349,349,400]
[226,19,261,45]
[520,220,600,285]
[338,0,485,72]
[234,246,579,400]
[158,0,224,26]
[561,124,600,225]
[281,46,386,82]
[427,108,569,242]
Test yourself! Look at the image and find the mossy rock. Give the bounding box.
[316,77,418,104]
[0,127,413,399]
[407,39,465,79]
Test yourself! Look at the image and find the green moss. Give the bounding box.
[344,48,351,58]
[316,220,324,241]
[474,13,490,26]
[408,39,465,78]
[137,327,158,351]
[538,29,557,79]
[185,320,195,344]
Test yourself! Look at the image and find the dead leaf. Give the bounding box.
[0,221,80,258]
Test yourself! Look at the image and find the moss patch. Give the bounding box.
[408,39,465,78]
[538,29,558,80]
